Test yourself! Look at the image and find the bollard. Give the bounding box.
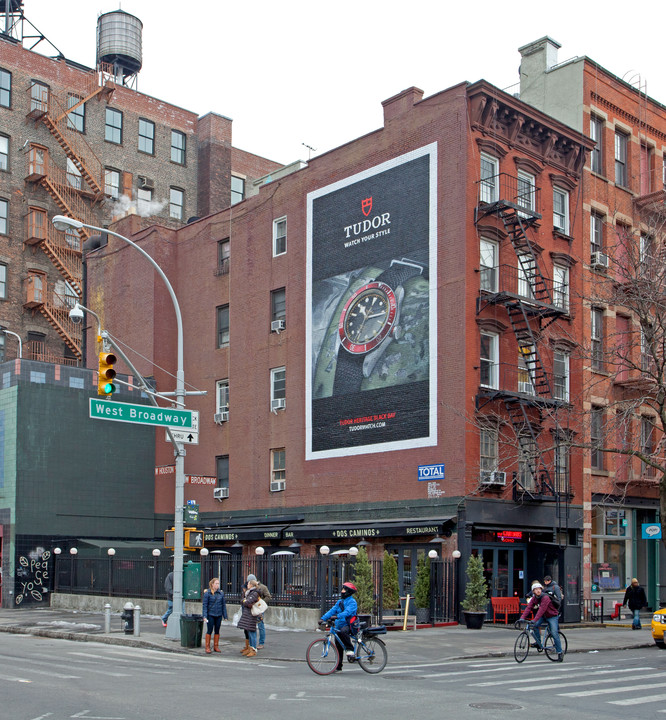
[121,601,134,635]
[133,604,141,637]
[104,603,111,634]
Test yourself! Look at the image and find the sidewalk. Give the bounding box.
[0,606,657,663]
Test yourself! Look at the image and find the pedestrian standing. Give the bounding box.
[161,567,174,628]
[237,576,260,657]
[246,573,271,649]
[202,577,228,654]
[623,578,648,629]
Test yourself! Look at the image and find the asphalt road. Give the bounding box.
[3,635,665,720]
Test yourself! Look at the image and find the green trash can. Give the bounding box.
[183,561,201,600]
[180,614,203,648]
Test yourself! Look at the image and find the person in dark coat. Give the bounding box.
[623,578,648,629]
[202,577,228,654]
[237,577,260,657]
[161,569,173,628]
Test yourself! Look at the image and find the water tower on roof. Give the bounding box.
[96,10,142,87]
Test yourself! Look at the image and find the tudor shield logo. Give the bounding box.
[361,197,373,216]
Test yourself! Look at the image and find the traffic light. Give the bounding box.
[98,351,117,396]
[185,529,204,550]
[164,528,175,549]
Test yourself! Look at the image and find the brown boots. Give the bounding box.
[213,634,221,653]
[240,639,250,654]
[246,647,257,657]
[205,634,212,654]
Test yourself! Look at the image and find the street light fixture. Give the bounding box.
[255,547,265,556]
[0,327,22,359]
[52,214,187,642]
[428,549,438,559]
[348,546,359,557]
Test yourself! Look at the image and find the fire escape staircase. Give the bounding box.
[38,293,82,359]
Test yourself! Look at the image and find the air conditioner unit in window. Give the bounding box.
[271,319,286,333]
[214,411,229,424]
[271,398,286,413]
[213,487,229,500]
[480,471,506,486]
[591,252,609,269]
[138,175,154,190]
[270,480,286,492]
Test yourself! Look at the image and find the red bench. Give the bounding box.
[491,596,521,624]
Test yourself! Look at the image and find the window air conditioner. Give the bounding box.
[270,480,286,492]
[271,319,286,333]
[214,411,229,424]
[271,398,286,412]
[213,487,229,500]
[138,175,154,190]
[591,252,609,269]
[481,471,506,486]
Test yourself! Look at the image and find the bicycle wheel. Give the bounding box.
[357,636,388,674]
[306,637,340,675]
[514,631,530,663]
[544,631,568,661]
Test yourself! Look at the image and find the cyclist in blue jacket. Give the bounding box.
[321,582,358,672]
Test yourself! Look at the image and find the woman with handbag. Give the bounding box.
[237,576,261,657]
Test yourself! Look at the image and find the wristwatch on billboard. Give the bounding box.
[332,258,426,396]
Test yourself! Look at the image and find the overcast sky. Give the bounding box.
[20,0,666,165]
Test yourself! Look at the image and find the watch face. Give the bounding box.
[338,281,397,354]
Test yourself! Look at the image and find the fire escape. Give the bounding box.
[23,65,115,360]
[475,173,570,530]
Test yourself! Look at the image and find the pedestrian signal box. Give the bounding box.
[163,527,204,551]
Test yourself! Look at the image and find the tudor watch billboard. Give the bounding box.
[306,144,437,458]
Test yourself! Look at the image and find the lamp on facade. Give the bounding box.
[152,549,161,557]
[255,546,265,556]
[53,547,61,555]
[231,541,243,548]
[288,540,302,549]
[349,546,359,557]
[69,547,78,592]
[429,534,444,544]
[452,550,461,559]
[428,549,438,559]
[356,538,370,547]
[107,548,116,556]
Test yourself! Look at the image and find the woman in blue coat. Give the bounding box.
[202,577,228,654]
[321,582,358,672]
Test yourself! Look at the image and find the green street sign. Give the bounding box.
[89,398,197,430]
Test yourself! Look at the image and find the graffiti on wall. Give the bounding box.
[15,547,50,605]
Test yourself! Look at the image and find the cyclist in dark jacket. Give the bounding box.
[519,581,563,661]
[202,577,228,654]
[623,578,647,629]
[321,582,358,672]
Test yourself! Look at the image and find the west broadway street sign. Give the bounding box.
[89,399,198,430]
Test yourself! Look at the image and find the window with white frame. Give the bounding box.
[0,263,6,299]
[553,187,569,234]
[170,187,184,220]
[479,426,498,478]
[30,81,48,113]
[216,455,229,491]
[271,448,286,490]
[231,176,245,205]
[615,130,628,187]
[66,158,82,190]
[552,264,569,311]
[273,217,287,256]
[517,252,536,300]
[518,345,535,395]
[137,187,153,215]
[216,379,229,413]
[518,437,537,491]
[0,69,10,108]
[641,416,656,477]
[0,134,8,171]
[590,211,604,258]
[480,332,498,388]
[104,168,120,199]
[479,238,498,292]
[66,94,85,133]
[0,197,8,235]
[271,287,286,322]
[217,239,230,275]
[271,366,286,404]
[591,507,631,591]
[591,307,604,371]
[479,153,499,203]
[554,435,570,493]
[590,115,604,174]
[553,350,569,401]
[517,170,536,215]
[591,406,605,470]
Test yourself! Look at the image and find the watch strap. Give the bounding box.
[333,347,365,395]
[376,261,423,291]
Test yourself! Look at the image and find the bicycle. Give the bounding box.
[306,619,388,675]
[513,619,568,663]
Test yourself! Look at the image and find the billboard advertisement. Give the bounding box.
[306,144,437,459]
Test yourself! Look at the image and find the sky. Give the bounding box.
[17,0,666,166]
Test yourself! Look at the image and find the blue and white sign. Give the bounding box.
[642,523,662,539]
[418,463,445,481]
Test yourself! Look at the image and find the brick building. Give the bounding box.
[519,37,666,611]
[88,79,594,620]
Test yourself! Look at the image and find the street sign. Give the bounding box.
[165,429,199,445]
[418,463,445,481]
[89,398,198,430]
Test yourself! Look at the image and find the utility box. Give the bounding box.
[183,560,201,600]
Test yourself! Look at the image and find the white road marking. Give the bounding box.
[609,693,666,706]
[512,668,658,691]
[562,681,666,698]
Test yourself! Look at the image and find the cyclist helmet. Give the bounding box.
[341,582,357,597]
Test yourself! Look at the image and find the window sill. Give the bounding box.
[553,230,573,243]
[589,171,608,184]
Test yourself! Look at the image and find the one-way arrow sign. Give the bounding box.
[165,429,199,445]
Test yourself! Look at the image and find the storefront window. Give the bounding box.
[591,507,630,591]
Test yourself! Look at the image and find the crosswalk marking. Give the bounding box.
[609,693,666,706]
[512,668,658,692]
[562,681,666,698]
[470,665,632,687]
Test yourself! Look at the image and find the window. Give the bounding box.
[169,187,184,220]
[171,130,186,164]
[217,239,230,275]
[271,366,286,402]
[552,264,569,311]
[66,95,85,133]
[641,324,654,373]
[591,307,604,371]
[66,158,82,190]
[517,252,536,300]
[479,238,498,292]
[480,332,498,388]
[518,345,535,395]
[615,130,628,187]
[553,350,569,401]
[217,305,229,347]
[517,170,536,215]
[590,115,604,174]
[518,437,537,491]
[479,153,499,203]
[554,436,569,494]
[216,379,229,413]
[0,135,8,171]
[216,455,229,491]
[104,168,120,199]
[479,427,498,478]
[273,217,287,256]
[271,448,286,490]
[590,211,604,258]
[231,175,245,205]
[0,69,11,108]
[0,263,6,299]
[640,233,653,275]
[137,187,152,215]
[65,227,80,250]
[0,198,7,235]
[641,416,656,477]
[663,155,666,190]
[105,108,122,144]
[27,207,46,241]
[30,81,48,113]
[138,118,155,154]
[271,287,286,322]
[553,188,569,234]
[0,334,4,362]
[591,406,605,470]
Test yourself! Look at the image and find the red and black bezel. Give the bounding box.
[337,281,397,355]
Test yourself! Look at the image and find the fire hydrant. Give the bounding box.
[121,601,135,635]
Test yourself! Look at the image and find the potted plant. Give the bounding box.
[353,546,374,615]
[461,554,488,629]
[414,555,431,624]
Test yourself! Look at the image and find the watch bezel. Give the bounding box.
[338,281,397,355]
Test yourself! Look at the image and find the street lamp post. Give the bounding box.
[0,328,22,359]
[319,545,330,618]
[107,548,115,595]
[53,547,61,593]
[152,549,161,599]
[52,215,187,642]
[452,549,461,623]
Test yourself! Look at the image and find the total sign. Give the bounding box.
[418,463,445,481]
